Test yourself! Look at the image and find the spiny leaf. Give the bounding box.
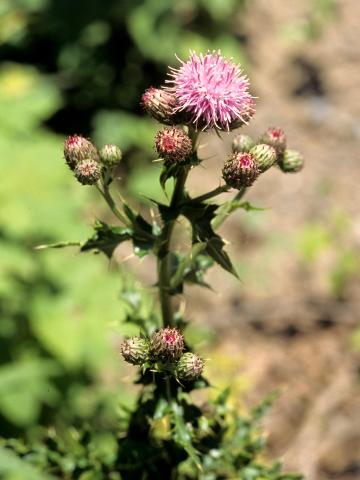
[182,203,238,278]
[160,163,182,191]
[213,199,265,229]
[81,220,132,258]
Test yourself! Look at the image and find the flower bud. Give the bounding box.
[99,144,122,166]
[278,149,304,173]
[64,135,99,170]
[141,87,181,125]
[74,159,101,185]
[150,327,184,362]
[176,352,204,381]
[232,134,255,153]
[120,337,149,366]
[155,127,192,163]
[222,152,260,189]
[250,144,277,172]
[259,127,286,155]
[229,97,256,130]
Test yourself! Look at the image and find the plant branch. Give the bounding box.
[157,167,189,327]
[212,186,247,230]
[157,127,198,328]
[189,184,230,204]
[95,183,130,226]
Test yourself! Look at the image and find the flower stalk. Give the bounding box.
[157,166,189,327]
[55,51,304,478]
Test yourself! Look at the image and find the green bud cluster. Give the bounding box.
[120,328,204,382]
[227,126,303,186]
[64,135,123,186]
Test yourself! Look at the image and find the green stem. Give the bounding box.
[212,186,247,230]
[189,184,230,204]
[157,127,198,328]
[157,167,189,328]
[95,183,129,226]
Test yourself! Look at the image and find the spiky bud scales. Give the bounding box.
[155,127,192,163]
[232,134,255,153]
[278,149,304,173]
[260,127,286,155]
[250,144,277,172]
[141,87,182,125]
[74,159,101,185]
[222,152,260,189]
[64,135,99,170]
[176,352,204,381]
[150,327,184,362]
[120,337,149,366]
[99,144,122,166]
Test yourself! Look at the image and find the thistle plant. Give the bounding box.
[37,51,304,479]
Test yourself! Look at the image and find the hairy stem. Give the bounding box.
[158,167,189,327]
[190,184,230,204]
[157,127,198,328]
[95,183,129,226]
[212,186,247,230]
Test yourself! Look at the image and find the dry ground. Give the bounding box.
[186,1,360,478]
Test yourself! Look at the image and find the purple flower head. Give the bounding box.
[165,51,255,131]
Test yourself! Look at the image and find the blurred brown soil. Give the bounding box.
[186,1,360,478]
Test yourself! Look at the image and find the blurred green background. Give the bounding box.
[1,0,360,479]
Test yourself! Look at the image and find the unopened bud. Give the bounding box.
[176,352,204,381]
[64,135,99,170]
[229,97,256,130]
[120,337,149,366]
[155,127,192,163]
[250,144,277,172]
[141,87,182,125]
[150,327,184,362]
[232,134,255,153]
[74,159,101,185]
[278,149,304,173]
[222,152,260,189]
[259,127,286,155]
[99,144,122,166]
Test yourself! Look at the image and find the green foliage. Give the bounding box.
[0,64,143,436]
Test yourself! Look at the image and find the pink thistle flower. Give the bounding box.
[165,51,255,131]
